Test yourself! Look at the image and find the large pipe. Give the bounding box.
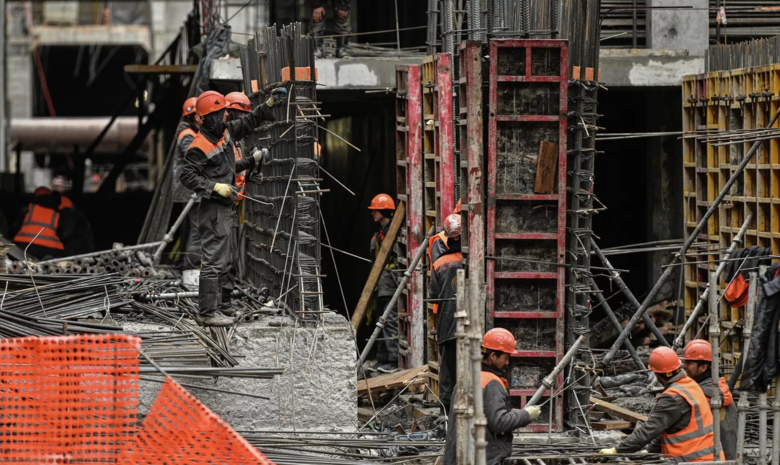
[709,271,722,460]
[469,269,487,465]
[9,117,145,153]
[526,335,586,408]
[760,392,769,465]
[673,214,752,350]
[602,103,780,367]
[38,241,164,264]
[736,391,749,465]
[0,0,6,173]
[153,193,197,262]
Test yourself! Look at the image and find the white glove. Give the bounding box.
[599,447,617,455]
[523,406,541,421]
[213,183,232,198]
[252,148,268,164]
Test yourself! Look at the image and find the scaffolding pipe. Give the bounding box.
[736,390,749,465]
[526,335,586,408]
[708,271,722,460]
[153,193,197,262]
[0,0,6,173]
[773,393,780,465]
[602,103,780,367]
[760,392,769,465]
[672,214,752,350]
[468,269,486,465]
[589,278,645,370]
[454,269,471,465]
[38,241,164,264]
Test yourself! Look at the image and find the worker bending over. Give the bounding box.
[368,194,400,373]
[181,88,286,326]
[429,213,463,413]
[14,187,73,259]
[682,339,738,460]
[600,346,725,462]
[172,97,202,272]
[443,328,541,464]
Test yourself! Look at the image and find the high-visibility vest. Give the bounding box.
[431,251,462,314]
[480,371,509,390]
[661,376,726,463]
[14,204,64,250]
[59,195,73,210]
[233,142,245,201]
[427,231,448,270]
[178,127,197,141]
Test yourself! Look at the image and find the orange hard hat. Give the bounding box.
[648,346,682,374]
[368,193,396,210]
[225,92,251,112]
[33,186,52,197]
[196,90,226,117]
[443,213,462,238]
[454,199,462,214]
[682,339,712,362]
[482,328,518,355]
[182,97,197,116]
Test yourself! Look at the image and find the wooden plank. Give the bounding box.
[351,201,406,329]
[357,364,428,396]
[590,397,648,424]
[591,420,633,430]
[534,141,558,194]
[124,64,198,74]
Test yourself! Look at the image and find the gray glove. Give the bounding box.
[266,88,288,107]
[252,148,268,164]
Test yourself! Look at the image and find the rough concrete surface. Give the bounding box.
[125,312,357,432]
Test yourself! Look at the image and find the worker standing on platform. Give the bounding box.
[311,0,351,59]
[368,193,400,373]
[172,97,202,272]
[443,328,541,465]
[181,88,286,326]
[600,346,725,462]
[429,213,463,414]
[682,339,738,460]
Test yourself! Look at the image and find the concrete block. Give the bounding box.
[648,0,708,56]
[126,312,357,432]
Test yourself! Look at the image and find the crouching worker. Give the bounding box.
[599,346,725,462]
[443,328,541,465]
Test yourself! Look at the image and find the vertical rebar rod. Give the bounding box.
[709,271,722,460]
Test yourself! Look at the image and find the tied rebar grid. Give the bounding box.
[241,23,323,320]
[505,444,677,465]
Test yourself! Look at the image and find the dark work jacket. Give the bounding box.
[369,220,400,298]
[180,104,273,206]
[617,371,693,453]
[310,0,349,10]
[740,261,780,392]
[694,372,738,460]
[443,364,531,465]
[429,242,462,344]
[172,120,199,204]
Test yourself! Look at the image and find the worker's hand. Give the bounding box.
[335,7,348,18]
[599,447,617,455]
[252,148,268,164]
[312,7,325,22]
[639,450,648,454]
[523,406,541,421]
[213,183,233,198]
[266,88,288,107]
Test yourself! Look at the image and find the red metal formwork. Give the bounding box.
[395,64,425,369]
[486,39,568,432]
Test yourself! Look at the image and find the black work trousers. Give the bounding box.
[181,204,202,270]
[375,295,399,365]
[438,340,457,413]
[197,199,236,316]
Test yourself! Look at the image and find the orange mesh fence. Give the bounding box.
[121,378,275,465]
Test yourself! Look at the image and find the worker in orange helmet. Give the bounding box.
[443,328,541,465]
[180,87,286,326]
[367,193,401,373]
[600,346,725,462]
[429,213,463,415]
[173,96,202,273]
[682,339,738,460]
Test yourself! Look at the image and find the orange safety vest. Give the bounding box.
[427,231,448,270]
[431,252,462,314]
[233,142,246,201]
[14,204,64,250]
[480,371,509,390]
[59,195,73,210]
[661,376,726,462]
[178,127,197,141]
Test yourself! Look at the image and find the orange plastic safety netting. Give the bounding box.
[120,377,275,465]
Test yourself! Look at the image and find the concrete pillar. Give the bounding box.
[647,0,708,56]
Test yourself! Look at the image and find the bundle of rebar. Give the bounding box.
[707,35,780,72]
[6,248,169,278]
[507,444,678,464]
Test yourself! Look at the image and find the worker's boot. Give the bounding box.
[219,287,237,317]
[336,37,350,59]
[198,277,233,326]
[314,38,325,59]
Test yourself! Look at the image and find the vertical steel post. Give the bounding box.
[708,271,722,459]
[454,269,470,465]
[736,390,749,465]
[760,391,769,465]
[773,393,780,465]
[0,0,6,174]
[469,269,486,465]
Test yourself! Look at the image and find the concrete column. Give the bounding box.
[647,0,708,56]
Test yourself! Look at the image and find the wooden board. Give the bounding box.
[534,141,558,194]
[357,364,428,397]
[591,420,633,430]
[590,397,648,424]
[124,64,198,74]
[351,201,406,329]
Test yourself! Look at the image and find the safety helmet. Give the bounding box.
[196,90,226,117]
[225,92,251,112]
[443,213,462,238]
[682,339,712,362]
[648,346,682,374]
[454,199,462,214]
[368,194,396,210]
[33,186,52,197]
[182,97,198,116]
[482,328,518,355]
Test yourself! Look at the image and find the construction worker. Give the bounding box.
[311,0,351,59]
[180,88,286,326]
[600,346,725,462]
[13,187,68,259]
[172,97,202,271]
[443,328,541,465]
[427,199,462,269]
[368,193,400,373]
[682,339,738,460]
[429,213,463,413]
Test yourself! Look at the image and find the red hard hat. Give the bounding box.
[454,199,462,214]
[482,328,518,355]
[682,339,712,362]
[33,186,52,197]
[368,194,396,210]
[196,90,226,117]
[443,213,462,238]
[225,92,251,112]
[648,346,682,374]
[182,97,197,116]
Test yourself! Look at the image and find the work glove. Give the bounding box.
[252,148,268,164]
[266,87,288,107]
[523,406,541,421]
[599,447,617,455]
[213,183,232,198]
